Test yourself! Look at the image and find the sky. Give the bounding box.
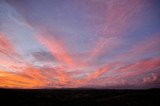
[0,0,160,89]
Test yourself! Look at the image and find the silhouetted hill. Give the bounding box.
[0,88,159,106]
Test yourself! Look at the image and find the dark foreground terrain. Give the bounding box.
[0,88,159,106]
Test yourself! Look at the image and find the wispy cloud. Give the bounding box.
[0,0,159,89]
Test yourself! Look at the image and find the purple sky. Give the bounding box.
[0,0,160,89]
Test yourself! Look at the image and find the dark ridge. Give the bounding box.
[0,88,159,106]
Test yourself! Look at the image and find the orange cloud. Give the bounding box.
[0,33,48,88]
[0,69,46,89]
[0,0,158,89]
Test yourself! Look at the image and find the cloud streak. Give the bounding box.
[0,0,159,89]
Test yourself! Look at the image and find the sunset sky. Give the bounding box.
[0,0,160,89]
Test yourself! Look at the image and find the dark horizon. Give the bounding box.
[0,88,159,106]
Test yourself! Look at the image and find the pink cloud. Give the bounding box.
[112,57,160,81]
[143,73,159,84]
[118,35,160,59]
[36,32,76,68]
[86,0,148,60]
[0,0,159,89]
[0,32,17,55]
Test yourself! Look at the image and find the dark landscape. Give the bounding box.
[0,1,160,106]
[0,88,160,106]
